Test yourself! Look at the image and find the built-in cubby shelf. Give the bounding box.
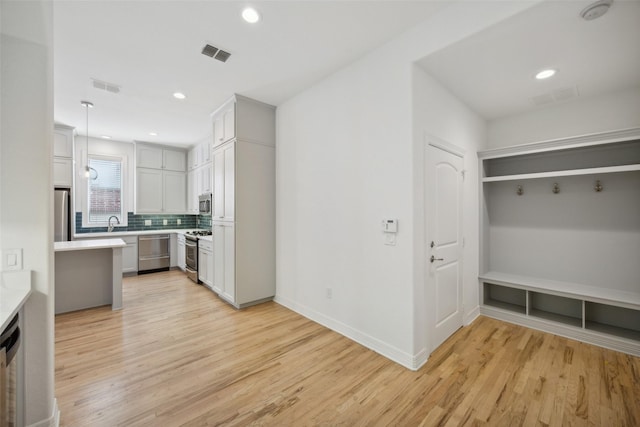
[478,129,640,357]
[482,163,640,182]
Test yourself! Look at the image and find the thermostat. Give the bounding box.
[382,219,398,233]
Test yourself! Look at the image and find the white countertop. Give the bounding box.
[54,238,126,252]
[1,270,31,331]
[73,229,207,239]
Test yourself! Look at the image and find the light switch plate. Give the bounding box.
[144,219,152,226]
[177,219,181,225]
[163,219,168,226]
[1,248,23,271]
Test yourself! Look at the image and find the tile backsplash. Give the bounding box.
[75,212,211,234]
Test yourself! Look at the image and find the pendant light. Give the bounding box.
[80,100,97,180]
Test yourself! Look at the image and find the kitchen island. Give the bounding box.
[54,238,126,314]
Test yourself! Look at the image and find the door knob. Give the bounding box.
[430,255,444,263]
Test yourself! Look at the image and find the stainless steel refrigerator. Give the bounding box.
[54,188,71,241]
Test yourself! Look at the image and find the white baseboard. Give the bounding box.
[464,305,480,326]
[27,398,59,427]
[274,295,423,370]
[480,306,640,357]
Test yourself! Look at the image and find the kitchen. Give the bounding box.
[52,93,276,313]
[2,0,639,426]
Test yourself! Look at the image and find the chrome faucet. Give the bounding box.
[108,215,120,232]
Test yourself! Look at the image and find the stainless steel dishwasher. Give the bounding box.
[138,234,170,273]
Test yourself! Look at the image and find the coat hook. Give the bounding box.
[552,182,560,194]
[594,180,603,192]
[516,185,523,196]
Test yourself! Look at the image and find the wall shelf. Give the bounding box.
[478,130,640,357]
[482,164,640,182]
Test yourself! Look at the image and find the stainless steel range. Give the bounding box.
[184,230,212,283]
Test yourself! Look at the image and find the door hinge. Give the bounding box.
[461,170,466,181]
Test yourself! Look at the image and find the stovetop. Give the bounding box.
[186,230,212,236]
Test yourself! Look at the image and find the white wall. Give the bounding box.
[1,1,56,425]
[488,87,640,148]
[411,66,487,357]
[275,1,538,369]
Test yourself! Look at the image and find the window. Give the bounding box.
[86,156,125,225]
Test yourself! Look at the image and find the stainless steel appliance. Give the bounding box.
[1,314,20,427]
[138,234,170,273]
[198,193,212,215]
[185,234,199,283]
[54,188,71,241]
[184,230,212,283]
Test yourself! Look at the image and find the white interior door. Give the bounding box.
[426,143,464,352]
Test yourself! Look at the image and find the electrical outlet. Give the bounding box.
[163,219,168,226]
[177,219,181,225]
[144,219,152,226]
[326,287,333,299]
[2,248,22,271]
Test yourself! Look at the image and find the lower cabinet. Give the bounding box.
[122,236,138,274]
[198,238,213,288]
[177,234,186,271]
[213,222,235,304]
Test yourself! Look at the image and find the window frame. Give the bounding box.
[81,154,128,228]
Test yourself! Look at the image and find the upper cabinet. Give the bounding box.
[135,143,187,213]
[53,125,74,158]
[136,143,186,171]
[53,124,74,188]
[212,100,235,148]
[211,94,276,149]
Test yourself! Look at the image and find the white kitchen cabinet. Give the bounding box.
[177,233,186,271]
[136,143,187,213]
[213,223,234,301]
[200,163,212,195]
[478,129,640,356]
[198,238,214,288]
[53,125,74,158]
[136,143,186,171]
[187,169,197,213]
[163,171,187,213]
[188,146,199,171]
[122,236,138,274]
[53,157,73,188]
[53,124,74,188]
[136,168,164,213]
[213,100,235,148]
[136,144,163,169]
[208,94,275,309]
[213,143,234,221]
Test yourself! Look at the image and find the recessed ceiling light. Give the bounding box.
[242,7,260,23]
[535,69,557,80]
[149,132,158,136]
[173,92,186,100]
[101,135,111,139]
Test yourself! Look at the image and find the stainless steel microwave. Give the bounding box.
[198,193,212,215]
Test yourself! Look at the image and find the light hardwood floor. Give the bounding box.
[55,270,640,426]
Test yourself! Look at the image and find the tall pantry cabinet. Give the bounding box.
[211,94,276,308]
[478,128,640,356]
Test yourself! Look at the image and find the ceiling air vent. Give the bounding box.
[201,44,231,62]
[92,78,120,94]
[530,86,580,106]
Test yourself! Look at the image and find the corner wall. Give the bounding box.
[1,1,56,425]
[275,1,538,368]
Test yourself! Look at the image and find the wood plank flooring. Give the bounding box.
[55,270,640,426]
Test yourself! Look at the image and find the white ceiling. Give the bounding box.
[53,1,448,147]
[418,0,640,121]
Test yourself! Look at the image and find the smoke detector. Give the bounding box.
[580,0,613,21]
